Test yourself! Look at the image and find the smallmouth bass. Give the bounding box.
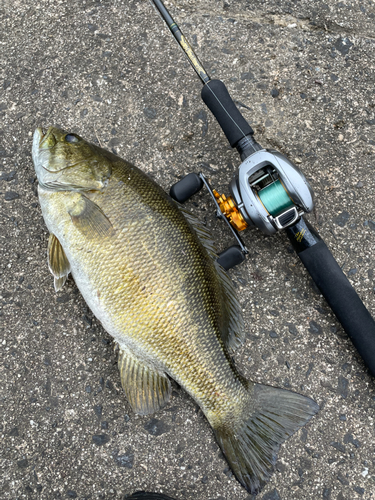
[32,126,318,494]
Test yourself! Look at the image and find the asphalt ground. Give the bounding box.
[1,1,375,499]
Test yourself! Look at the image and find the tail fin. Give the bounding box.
[214,383,319,495]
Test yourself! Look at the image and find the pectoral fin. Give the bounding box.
[118,346,172,415]
[47,234,71,292]
[68,195,114,239]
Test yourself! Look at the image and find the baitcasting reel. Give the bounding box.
[170,147,314,269]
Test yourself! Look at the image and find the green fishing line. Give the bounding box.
[258,180,294,216]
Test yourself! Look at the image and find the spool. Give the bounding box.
[258,180,294,216]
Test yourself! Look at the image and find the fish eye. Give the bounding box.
[65,134,79,143]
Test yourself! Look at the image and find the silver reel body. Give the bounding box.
[230,149,314,235]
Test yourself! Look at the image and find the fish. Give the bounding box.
[32,126,319,495]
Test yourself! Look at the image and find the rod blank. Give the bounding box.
[150,0,210,84]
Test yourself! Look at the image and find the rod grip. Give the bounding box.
[298,239,375,376]
[201,79,253,147]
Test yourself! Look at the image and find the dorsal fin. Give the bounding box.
[178,205,245,352]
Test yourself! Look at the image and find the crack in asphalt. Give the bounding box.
[167,8,375,42]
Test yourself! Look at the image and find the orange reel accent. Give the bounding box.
[213,190,248,232]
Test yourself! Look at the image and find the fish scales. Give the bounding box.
[33,127,318,495]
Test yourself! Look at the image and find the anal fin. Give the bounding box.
[118,346,172,415]
[48,234,71,292]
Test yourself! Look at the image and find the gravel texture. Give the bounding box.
[1,1,375,499]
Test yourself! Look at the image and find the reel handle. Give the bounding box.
[287,218,375,377]
[201,79,256,149]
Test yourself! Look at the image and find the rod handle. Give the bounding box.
[201,79,254,147]
[296,238,375,377]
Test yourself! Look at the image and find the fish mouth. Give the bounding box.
[32,126,48,154]
[33,126,48,145]
[38,126,47,142]
[37,126,56,148]
[32,126,56,178]
[32,127,44,165]
[32,126,57,168]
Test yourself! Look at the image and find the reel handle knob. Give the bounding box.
[217,245,245,271]
[170,173,203,203]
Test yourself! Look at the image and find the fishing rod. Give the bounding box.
[149,0,375,378]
